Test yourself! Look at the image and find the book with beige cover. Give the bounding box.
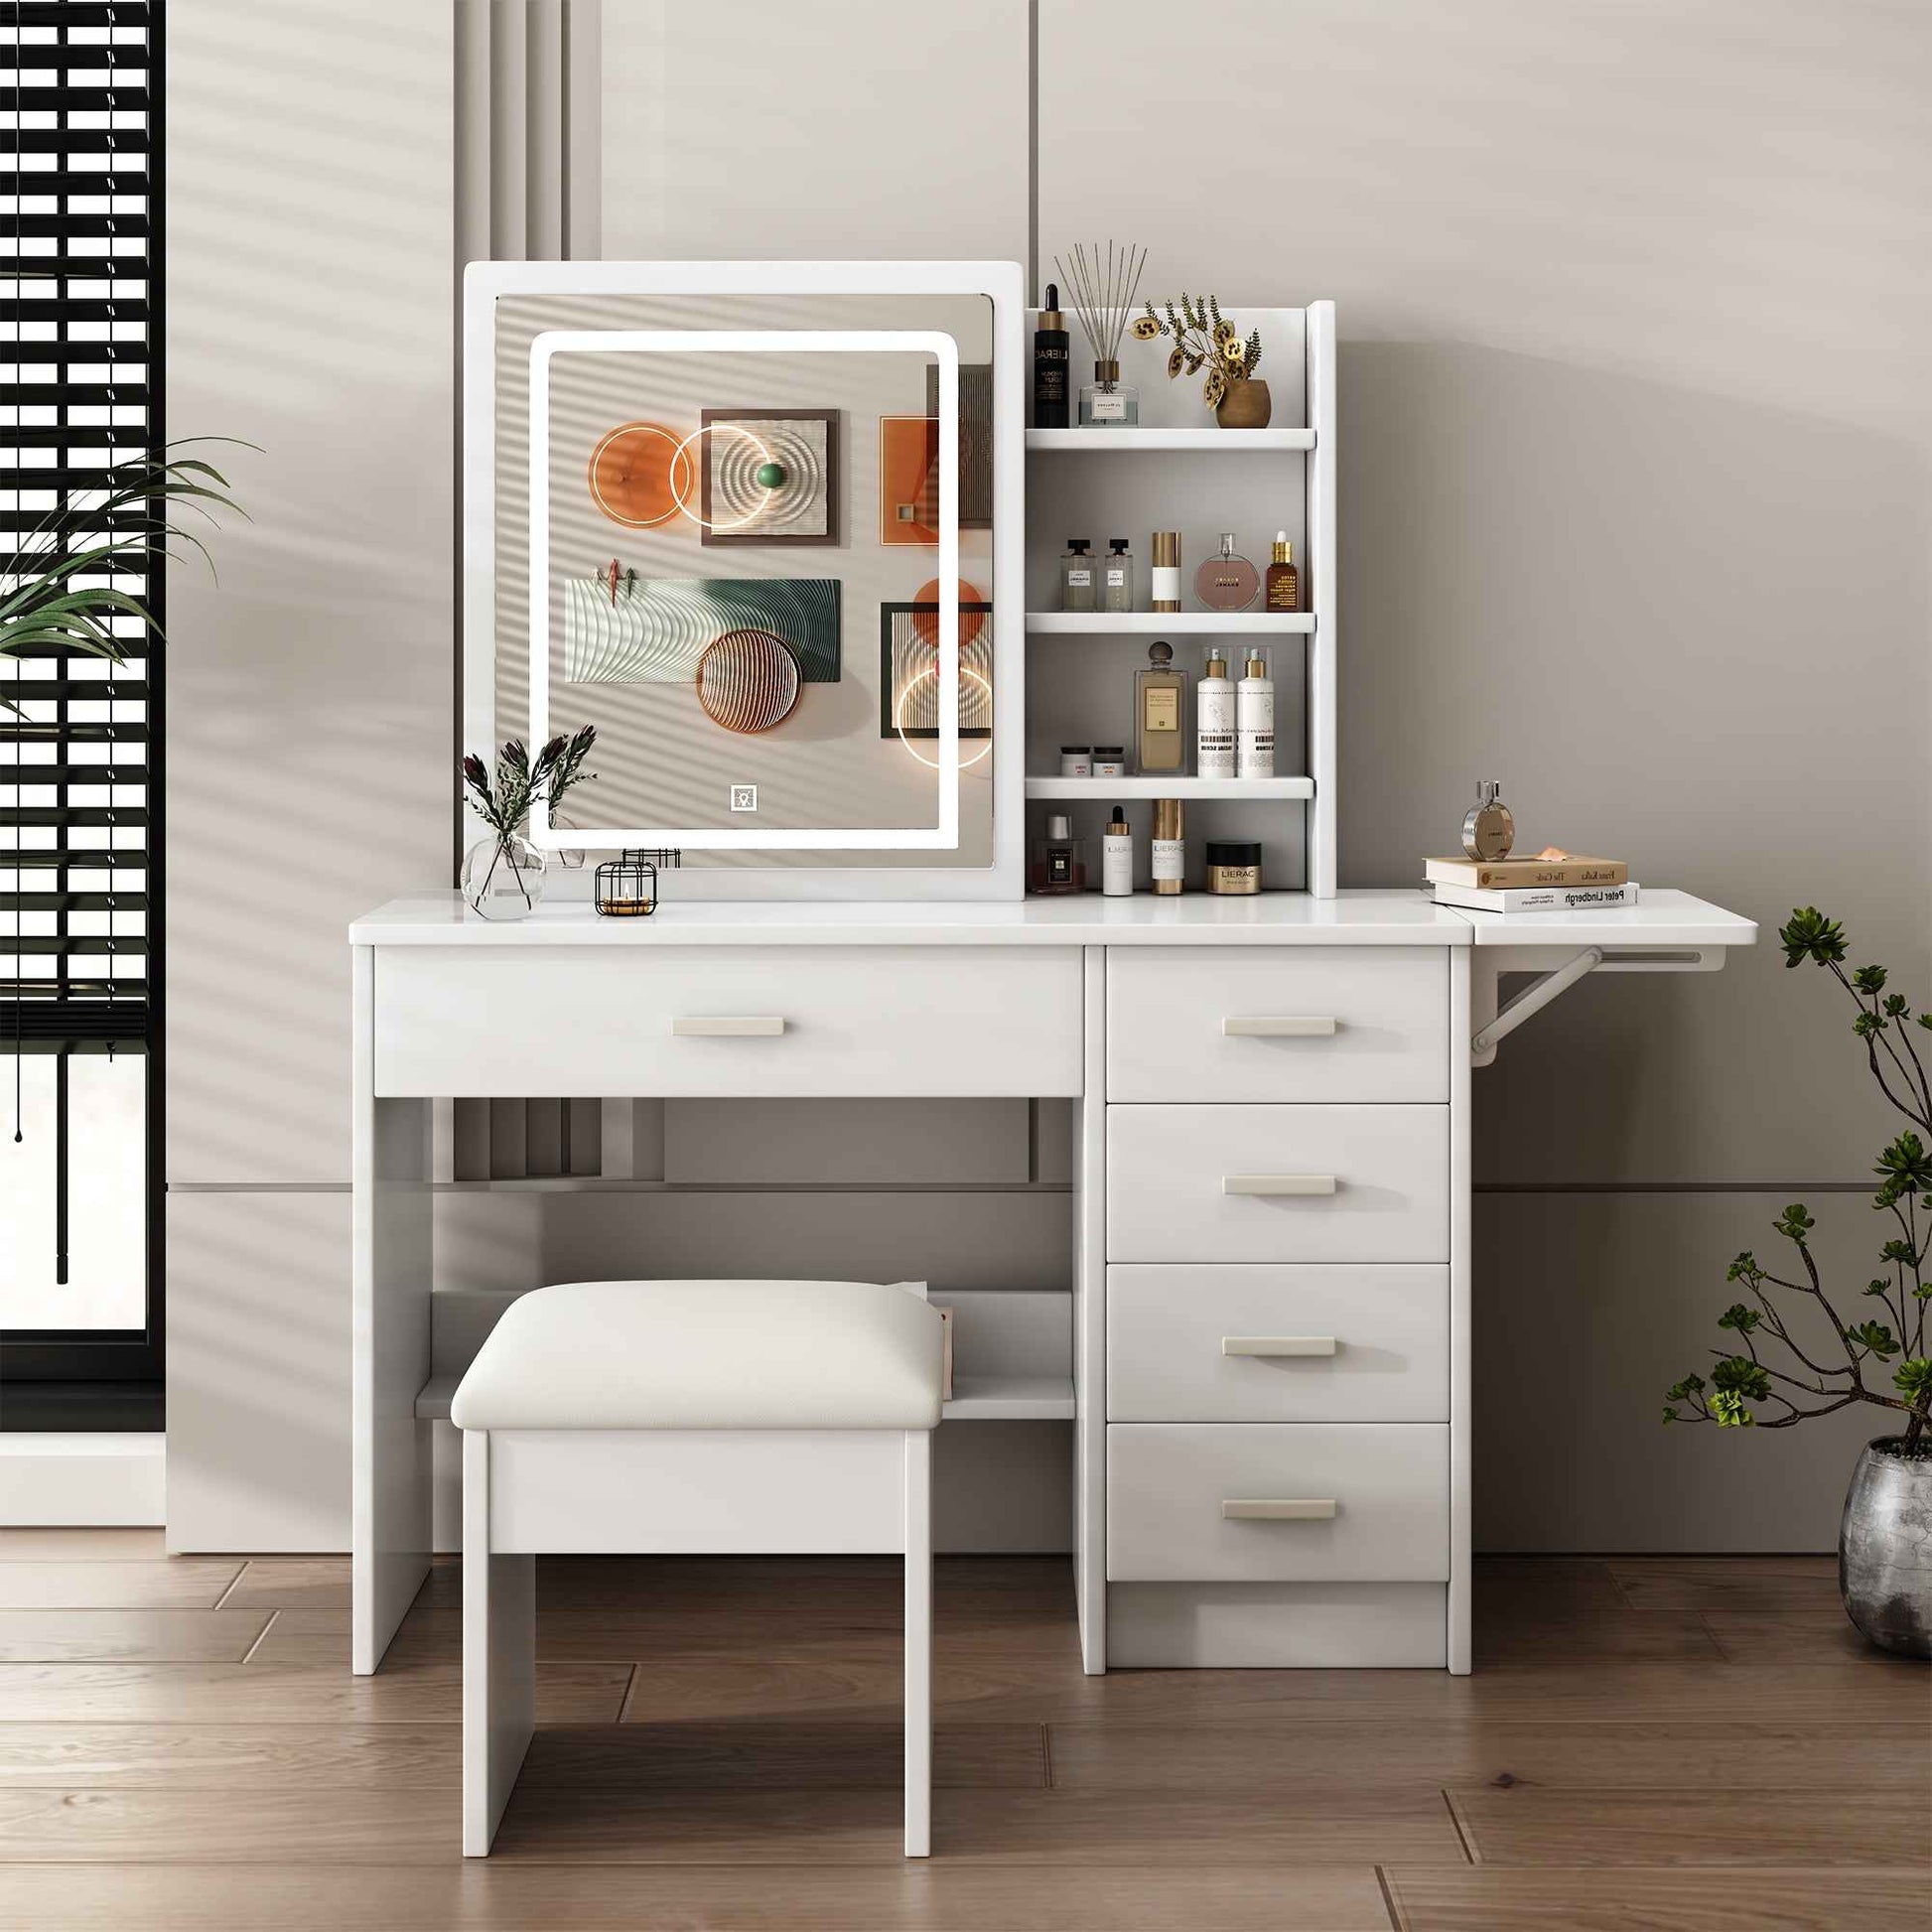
[1424,854,1627,890]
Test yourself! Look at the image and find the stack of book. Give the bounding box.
[1424,853,1636,913]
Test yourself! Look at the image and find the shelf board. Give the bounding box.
[1026,775,1314,802]
[942,1375,1075,1421]
[1027,612,1313,636]
[413,1371,1075,1425]
[1028,427,1314,453]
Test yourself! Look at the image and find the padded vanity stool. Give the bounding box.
[449,1278,945,1858]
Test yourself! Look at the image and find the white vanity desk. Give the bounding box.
[349,888,1754,1677]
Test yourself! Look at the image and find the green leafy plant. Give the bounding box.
[0,442,248,709]
[1663,909,1932,1449]
[1133,293,1263,411]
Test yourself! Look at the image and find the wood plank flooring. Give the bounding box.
[0,1536,1923,1930]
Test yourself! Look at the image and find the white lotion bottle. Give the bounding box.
[1237,648,1275,779]
[1196,646,1236,779]
[1102,805,1133,897]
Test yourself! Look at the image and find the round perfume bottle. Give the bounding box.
[1195,532,1259,612]
[1461,780,1515,860]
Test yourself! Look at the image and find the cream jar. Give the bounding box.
[1205,839,1262,895]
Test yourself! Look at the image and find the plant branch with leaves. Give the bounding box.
[1133,293,1263,411]
[0,442,250,710]
[1664,909,1932,1448]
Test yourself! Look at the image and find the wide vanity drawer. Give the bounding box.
[1107,1104,1449,1263]
[1108,1265,1449,1423]
[373,945,1084,1097]
[1107,947,1448,1103]
[1107,1423,1449,1583]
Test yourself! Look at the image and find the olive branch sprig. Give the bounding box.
[1664,908,1932,1448]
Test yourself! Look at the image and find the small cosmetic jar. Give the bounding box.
[1059,745,1093,778]
[1205,840,1262,895]
[1091,746,1126,777]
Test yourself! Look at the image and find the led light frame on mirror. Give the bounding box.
[528,327,960,852]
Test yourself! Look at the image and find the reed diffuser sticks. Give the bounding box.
[1052,241,1150,425]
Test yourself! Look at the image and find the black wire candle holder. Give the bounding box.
[593,848,681,917]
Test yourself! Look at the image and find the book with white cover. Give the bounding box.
[1430,881,1641,912]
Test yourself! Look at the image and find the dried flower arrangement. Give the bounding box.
[1133,295,1263,411]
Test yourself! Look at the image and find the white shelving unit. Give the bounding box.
[1025,301,1337,896]
[1028,427,1315,453]
[1027,611,1314,636]
[1026,775,1314,802]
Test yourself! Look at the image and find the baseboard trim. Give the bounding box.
[0,1434,166,1527]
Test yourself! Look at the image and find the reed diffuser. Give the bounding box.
[1052,240,1149,427]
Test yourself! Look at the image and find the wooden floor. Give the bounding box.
[0,1533,1924,1930]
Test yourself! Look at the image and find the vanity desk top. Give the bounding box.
[349,888,1749,950]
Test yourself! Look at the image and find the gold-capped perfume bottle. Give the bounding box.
[1134,640,1187,774]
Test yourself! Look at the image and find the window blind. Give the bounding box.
[2,1,160,1359]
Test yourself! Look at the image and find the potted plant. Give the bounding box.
[459,727,598,918]
[1134,294,1270,428]
[1662,908,1932,1657]
[1,444,246,689]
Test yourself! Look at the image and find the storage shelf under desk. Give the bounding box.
[413,1371,1075,1425]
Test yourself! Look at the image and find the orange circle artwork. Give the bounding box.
[910,577,987,650]
[589,422,690,528]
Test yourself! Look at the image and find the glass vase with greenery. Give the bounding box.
[458,727,598,918]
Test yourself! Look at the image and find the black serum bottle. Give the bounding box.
[1034,283,1069,428]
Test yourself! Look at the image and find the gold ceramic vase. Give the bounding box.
[1215,377,1273,429]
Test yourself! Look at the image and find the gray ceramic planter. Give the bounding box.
[1839,1439,1932,1658]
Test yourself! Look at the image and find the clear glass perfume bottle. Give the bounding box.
[1196,532,1260,612]
[1079,358,1141,426]
[1059,538,1095,612]
[1101,538,1135,612]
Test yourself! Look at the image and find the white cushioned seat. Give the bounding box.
[449,1279,945,1432]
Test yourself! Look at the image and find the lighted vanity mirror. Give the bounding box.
[466,261,1025,897]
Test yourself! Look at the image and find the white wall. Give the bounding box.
[167,0,1929,1550]
[164,0,454,1547]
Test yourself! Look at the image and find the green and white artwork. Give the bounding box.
[563,577,841,684]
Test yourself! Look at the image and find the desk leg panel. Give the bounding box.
[352,946,434,1674]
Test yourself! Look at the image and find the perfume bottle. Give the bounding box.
[1150,531,1181,613]
[1265,531,1300,612]
[1060,538,1095,612]
[1102,805,1133,897]
[1134,640,1187,775]
[1196,532,1260,612]
[1033,283,1069,429]
[1079,358,1141,426]
[1461,780,1515,860]
[1030,812,1087,895]
[1101,538,1135,612]
[1236,649,1275,778]
[1196,646,1236,779]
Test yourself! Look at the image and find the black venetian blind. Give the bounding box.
[2,0,162,1387]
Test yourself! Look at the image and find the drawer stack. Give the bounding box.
[1103,946,1452,1666]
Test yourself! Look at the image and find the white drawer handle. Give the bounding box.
[1223,1335,1338,1357]
[1223,1173,1336,1196]
[1222,1498,1337,1521]
[671,1016,787,1037]
[1223,1016,1337,1037]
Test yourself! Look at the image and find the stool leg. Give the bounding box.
[902,1429,932,1859]
[464,1430,534,1857]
